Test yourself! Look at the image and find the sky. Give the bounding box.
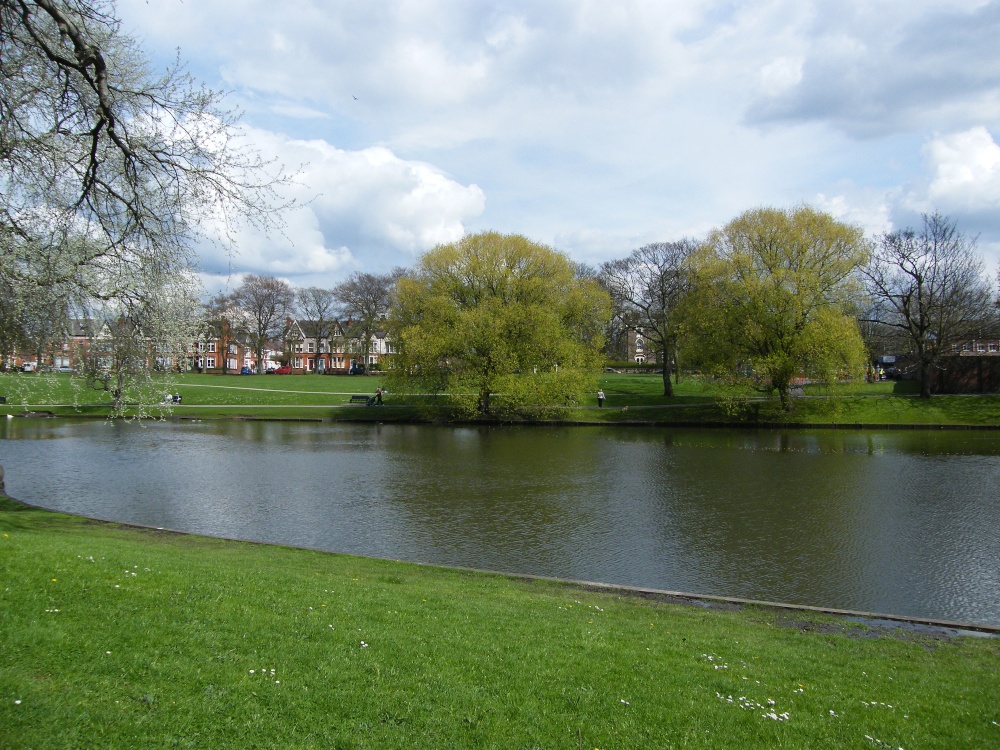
[116,0,1000,291]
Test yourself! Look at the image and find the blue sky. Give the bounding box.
[118,0,1000,289]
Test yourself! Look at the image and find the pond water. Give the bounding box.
[2,419,999,626]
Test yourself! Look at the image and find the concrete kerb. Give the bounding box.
[3,473,997,638]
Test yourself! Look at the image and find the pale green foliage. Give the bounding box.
[681,206,869,409]
[388,232,611,417]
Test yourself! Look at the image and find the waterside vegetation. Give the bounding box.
[3,371,1000,427]
[1,496,998,749]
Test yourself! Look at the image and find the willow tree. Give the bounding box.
[683,206,869,409]
[388,232,611,418]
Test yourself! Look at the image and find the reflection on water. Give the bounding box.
[2,419,999,625]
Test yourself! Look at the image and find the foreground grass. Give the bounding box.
[3,371,1000,426]
[2,497,998,748]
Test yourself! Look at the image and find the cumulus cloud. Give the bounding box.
[195,128,485,287]
[921,127,1000,213]
[889,127,1000,251]
[812,191,893,238]
[116,1,1000,271]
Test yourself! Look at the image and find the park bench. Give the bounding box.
[350,394,372,404]
[0,396,6,404]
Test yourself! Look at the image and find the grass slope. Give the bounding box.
[3,372,1000,426]
[2,497,998,748]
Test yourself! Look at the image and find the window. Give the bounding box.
[635,338,644,350]
[227,358,237,370]
[293,357,303,369]
[294,343,303,353]
[206,357,216,369]
[962,343,971,351]
[976,343,986,352]
[228,343,237,355]
[207,342,216,353]
[990,343,998,353]
[635,355,645,364]
[308,342,315,353]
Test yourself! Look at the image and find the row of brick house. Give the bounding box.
[278,318,394,374]
[4,316,394,374]
[173,317,395,374]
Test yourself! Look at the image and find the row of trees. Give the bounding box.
[600,208,997,405]
[3,3,996,415]
[5,208,994,416]
[202,269,403,373]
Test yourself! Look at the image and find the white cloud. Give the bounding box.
[813,192,893,238]
[114,0,1000,273]
[194,128,484,285]
[757,57,804,98]
[922,127,1000,212]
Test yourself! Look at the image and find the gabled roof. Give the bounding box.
[286,318,348,339]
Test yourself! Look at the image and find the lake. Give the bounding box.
[2,418,998,626]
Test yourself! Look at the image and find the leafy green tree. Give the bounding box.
[388,232,611,417]
[682,206,869,409]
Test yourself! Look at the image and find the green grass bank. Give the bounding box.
[2,496,998,748]
[3,371,1000,427]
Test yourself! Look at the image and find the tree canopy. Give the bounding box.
[682,206,869,409]
[862,213,996,397]
[388,232,611,417]
[1,0,288,391]
[231,274,295,371]
[600,240,697,396]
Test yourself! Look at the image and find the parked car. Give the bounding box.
[349,363,366,375]
[55,366,75,374]
[239,366,254,375]
[21,362,37,372]
[274,365,292,375]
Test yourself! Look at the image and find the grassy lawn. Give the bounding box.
[3,371,1000,426]
[2,496,997,749]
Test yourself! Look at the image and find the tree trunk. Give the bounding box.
[661,350,673,397]
[919,360,932,398]
[777,384,793,411]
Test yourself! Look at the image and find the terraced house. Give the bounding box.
[282,318,394,374]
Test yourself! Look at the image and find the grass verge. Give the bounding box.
[2,495,998,748]
[3,372,1000,427]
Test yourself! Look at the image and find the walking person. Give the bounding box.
[597,389,605,408]
[375,387,383,405]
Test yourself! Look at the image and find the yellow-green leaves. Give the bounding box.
[684,207,869,409]
[387,232,611,417]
